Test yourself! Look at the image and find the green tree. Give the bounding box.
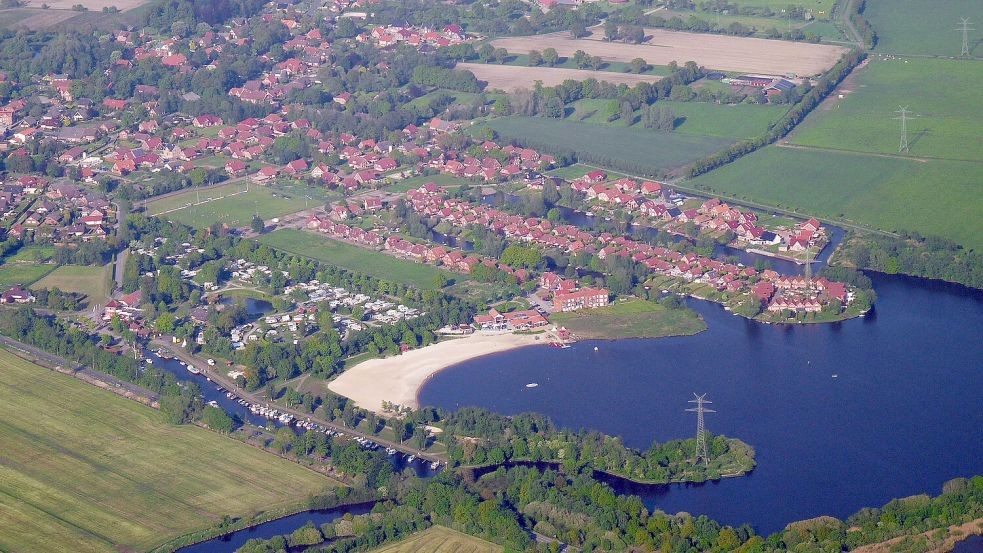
[527,49,542,66]
[542,47,558,67]
[251,215,265,233]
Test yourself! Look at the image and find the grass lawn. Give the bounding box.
[688,145,983,250]
[0,262,56,289]
[257,229,458,289]
[567,99,789,140]
[32,263,113,302]
[146,182,311,228]
[485,117,734,175]
[865,0,983,56]
[547,164,628,181]
[386,173,478,192]
[789,58,983,161]
[368,526,502,553]
[549,299,707,340]
[0,349,336,553]
[5,245,55,263]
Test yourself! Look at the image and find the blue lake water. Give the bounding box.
[419,273,983,534]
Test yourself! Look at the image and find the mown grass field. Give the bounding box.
[31,263,112,301]
[386,173,476,192]
[0,262,56,290]
[789,58,983,161]
[865,0,983,56]
[549,299,707,340]
[258,229,458,289]
[486,116,734,175]
[0,349,336,553]
[567,99,788,140]
[689,146,983,250]
[146,182,310,228]
[368,526,502,553]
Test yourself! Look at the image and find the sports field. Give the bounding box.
[32,263,112,301]
[369,526,501,553]
[567,99,788,140]
[689,146,983,250]
[865,0,982,56]
[490,29,849,76]
[0,349,336,553]
[789,58,983,161]
[486,116,734,175]
[257,229,458,289]
[146,182,310,228]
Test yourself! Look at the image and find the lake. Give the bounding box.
[419,273,983,534]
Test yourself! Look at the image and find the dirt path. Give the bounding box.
[852,518,983,553]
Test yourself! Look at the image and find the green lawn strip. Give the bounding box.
[549,299,706,340]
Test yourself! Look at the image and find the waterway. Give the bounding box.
[952,535,983,553]
[419,273,983,534]
[176,502,375,553]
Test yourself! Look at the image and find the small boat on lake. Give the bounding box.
[187,366,201,375]
[526,383,538,388]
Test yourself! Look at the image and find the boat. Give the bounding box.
[832,374,838,378]
[145,358,153,364]
[594,346,599,351]
[525,383,538,388]
[430,461,440,470]
[187,366,201,375]
[207,400,219,407]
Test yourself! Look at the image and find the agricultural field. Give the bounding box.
[32,263,112,302]
[567,99,789,139]
[789,58,983,161]
[490,29,849,76]
[688,146,983,250]
[486,116,734,175]
[146,182,311,228]
[865,0,982,56]
[257,229,459,289]
[385,173,477,192]
[458,62,664,91]
[0,349,336,553]
[368,526,502,553]
[549,299,707,340]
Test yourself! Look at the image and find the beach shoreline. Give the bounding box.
[327,332,543,414]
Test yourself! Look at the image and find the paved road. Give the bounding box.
[153,339,445,464]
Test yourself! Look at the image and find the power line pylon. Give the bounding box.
[956,18,974,57]
[894,106,911,154]
[686,394,716,466]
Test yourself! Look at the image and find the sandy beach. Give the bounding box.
[328,332,542,414]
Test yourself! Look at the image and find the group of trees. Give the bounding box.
[840,232,983,291]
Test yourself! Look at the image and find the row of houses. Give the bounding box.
[405,187,852,313]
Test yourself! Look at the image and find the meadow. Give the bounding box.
[257,229,458,289]
[688,146,983,250]
[146,182,311,228]
[567,99,789,140]
[789,58,983,161]
[549,299,707,340]
[865,0,982,56]
[0,262,56,289]
[368,526,501,553]
[486,116,734,175]
[0,349,335,553]
[32,263,112,302]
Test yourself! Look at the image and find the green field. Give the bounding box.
[865,0,982,56]
[0,262,56,289]
[689,145,983,250]
[549,299,707,340]
[567,99,788,140]
[368,526,502,553]
[32,263,113,301]
[502,54,672,76]
[0,349,335,553]
[486,117,734,175]
[146,182,312,228]
[789,58,983,161]
[257,229,458,289]
[387,173,478,192]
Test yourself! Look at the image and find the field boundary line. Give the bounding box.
[776,141,983,164]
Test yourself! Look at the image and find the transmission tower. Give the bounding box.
[956,18,974,57]
[894,106,911,154]
[686,394,716,466]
